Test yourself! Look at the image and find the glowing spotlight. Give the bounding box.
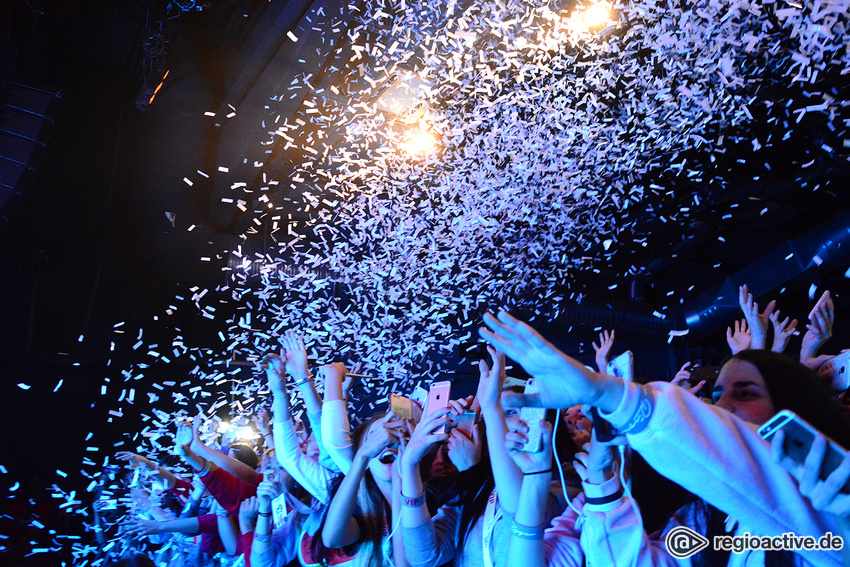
[403,129,438,156]
[579,3,612,30]
[237,426,258,441]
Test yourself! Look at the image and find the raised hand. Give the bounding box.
[738,284,775,350]
[123,517,160,537]
[671,363,705,395]
[476,346,506,411]
[264,353,287,394]
[479,311,612,410]
[239,496,260,534]
[771,430,850,516]
[116,451,153,470]
[769,310,799,354]
[174,420,194,456]
[506,419,553,475]
[400,408,451,468]
[358,413,404,462]
[726,318,751,354]
[256,478,278,504]
[446,422,482,472]
[252,406,272,438]
[801,291,834,363]
[592,329,615,373]
[573,429,620,485]
[281,330,309,382]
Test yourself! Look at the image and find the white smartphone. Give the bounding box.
[830,351,850,392]
[519,378,547,452]
[758,409,850,492]
[607,351,634,382]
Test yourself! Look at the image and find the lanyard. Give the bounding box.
[482,489,502,567]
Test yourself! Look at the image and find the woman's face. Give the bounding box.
[564,406,593,447]
[363,420,396,484]
[712,358,776,426]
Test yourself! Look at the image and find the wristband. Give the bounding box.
[523,469,552,476]
[217,513,229,518]
[293,373,314,387]
[196,458,212,478]
[254,533,272,542]
[401,492,426,507]
[258,511,272,517]
[511,520,545,540]
[585,489,624,505]
[616,386,654,435]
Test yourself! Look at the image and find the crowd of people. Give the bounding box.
[92,285,850,567]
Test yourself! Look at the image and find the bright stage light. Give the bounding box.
[577,3,613,30]
[403,128,438,156]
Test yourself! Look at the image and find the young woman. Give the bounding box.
[485,310,849,567]
[319,412,407,567]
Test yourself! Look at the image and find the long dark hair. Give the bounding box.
[694,350,848,567]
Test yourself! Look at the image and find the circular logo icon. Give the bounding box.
[665,526,710,559]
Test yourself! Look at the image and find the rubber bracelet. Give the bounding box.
[401,492,426,507]
[258,512,272,517]
[196,458,212,478]
[254,533,272,542]
[511,520,545,540]
[523,469,552,476]
[217,513,229,518]
[585,489,624,506]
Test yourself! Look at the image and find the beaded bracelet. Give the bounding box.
[511,520,545,540]
[401,492,426,507]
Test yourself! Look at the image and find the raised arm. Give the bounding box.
[800,290,834,365]
[320,362,355,473]
[187,417,262,485]
[769,309,798,354]
[592,329,615,374]
[506,420,555,567]
[726,318,752,355]
[478,347,524,514]
[115,451,181,489]
[281,331,323,415]
[739,284,776,350]
[322,413,399,548]
[267,352,334,503]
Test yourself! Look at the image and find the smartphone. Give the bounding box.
[455,411,477,438]
[830,351,850,392]
[520,379,547,452]
[425,381,451,433]
[758,410,850,492]
[390,393,413,420]
[607,351,634,382]
[409,386,427,422]
[689,366,720,397]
